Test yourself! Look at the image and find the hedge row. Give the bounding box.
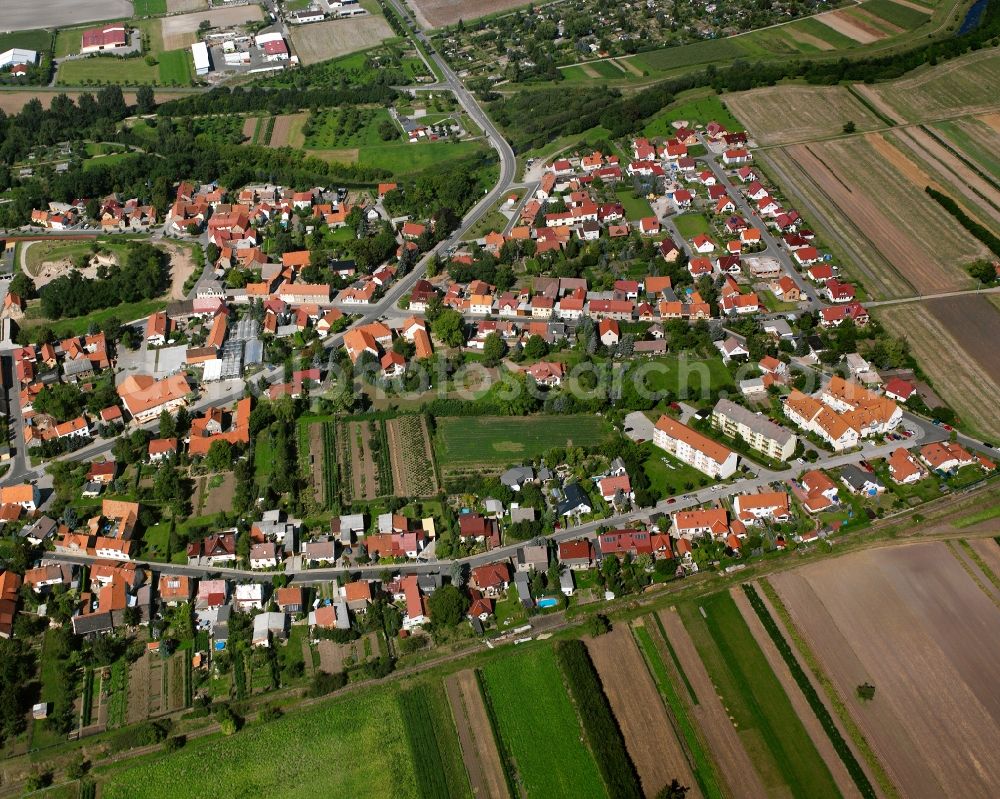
[925,186,1000,256]
[741,584,876,799]
[554,640,642,799]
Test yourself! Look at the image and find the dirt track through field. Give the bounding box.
[587,626,698,798]
[770,543,1000,798]
[657,609,768,799]
[445,670,509,799]
[730,587,866,799]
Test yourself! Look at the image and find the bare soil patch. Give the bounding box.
[290,16,394,65]
[657,609,768,799]
[926,295,1000,385]
[160,241,199,300]
[201,471,236,516]
[878,300,1000,439]
[160,6,262,50]
[126,654,151,726]
[587,625,697,798]
[849,6,905,34]
[0,0,132,31]
[980,112,1000,135]
[770,543,1000,798]
[969,539,1000,580]
[344,420,379,500]
[241,116,259,141]
[730,586,866,799]
[410,0,529,28]
[307,422,324,506]
[23,242,110,286]
[727,85,882,145]
[269,113,306,148]
[815,10,884,43]
[887,0,932,12]
[786,28,836,50]
[444,669,508,799]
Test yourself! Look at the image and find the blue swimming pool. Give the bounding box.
[537,597,558,608]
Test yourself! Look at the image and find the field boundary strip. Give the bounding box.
[757,580,899,798]
[742,583,879,799]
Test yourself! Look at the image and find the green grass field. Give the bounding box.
[359,141,487,175]
[932,118,1000,181]
[643,92,745,137]
[631,38,751,73]
[480,647,606,798]
[633,354,733,397]
[641,442,715,496]
[157,48,193,84]
[100,689,419,798]
[679,592,840,799]
[0,29,52,54]
[133,0,168,14]
[398,681,471,798]
[614,188,654,221]
[673,213,714,241]
[435,414,611,467]
[862,0,933,28]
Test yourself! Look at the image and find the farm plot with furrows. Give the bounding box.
[101,688,419,799]
[386,415,439,497]
[858,48,1000,123]
[727,85,884,146]
[769,543,1000,798]
[586,625,698,798]
[479,647,606,798]
[931,115,1000,182]
[883,127,1000,230]
[679,592,841,799]
[877,299,1000,440]
[444,670,509,799]
[655,609,768,799]
[398,682,472,799]
[769,138,980,297]
[344,420,380,500]
[321,422,340,511]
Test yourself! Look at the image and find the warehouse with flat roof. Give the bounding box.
[191,41,211,76]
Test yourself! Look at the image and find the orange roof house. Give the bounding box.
[117,374,191,422]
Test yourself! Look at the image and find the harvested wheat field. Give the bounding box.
[290,16,395,65]
[657,609,768,799]
[878,299,1000,439]
[769,137,981,297]
[410,0,528,28]
[728,85,883,146]
[887,127,1000,228]
[445,670,508,799]
[587,625,698,798]
[860,48,1000,122]
[815,10,885,43]
[160,6,262,50]
[770,542,1000,799]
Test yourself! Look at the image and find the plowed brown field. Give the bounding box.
[770,543,1000,798]
[445,670,508,799]
[657,609,768,799]
[410,0,528,28]
[587,625,697,798]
